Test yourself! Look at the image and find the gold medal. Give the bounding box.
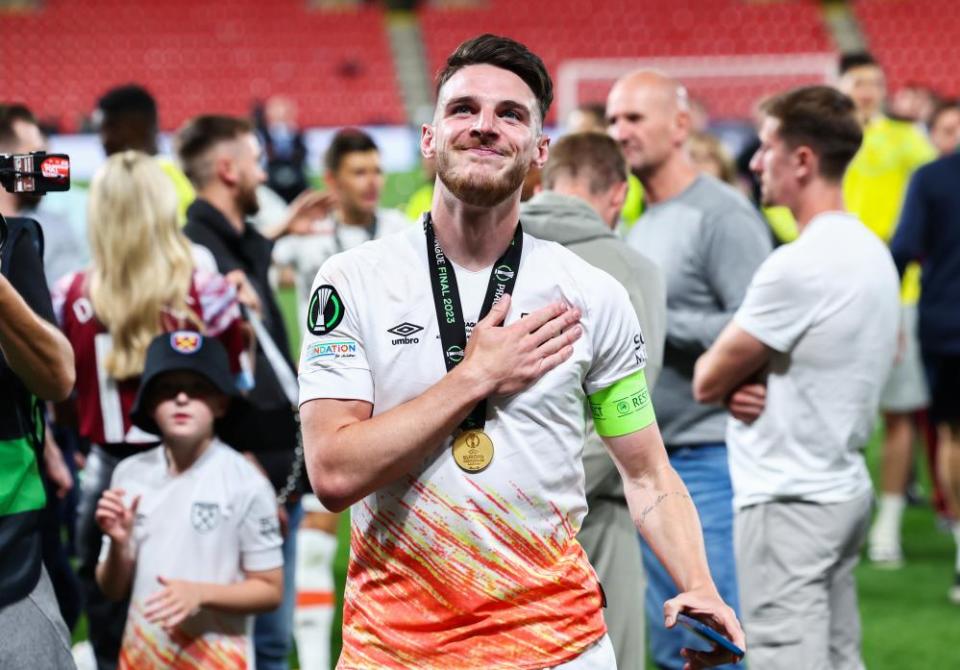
[452,429,494,473]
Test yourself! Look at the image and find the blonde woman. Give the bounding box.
[52,150,247,669]
[687,131,738,186]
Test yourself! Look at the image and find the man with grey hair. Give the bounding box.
[522,130,666,670]
[608,70,770,670]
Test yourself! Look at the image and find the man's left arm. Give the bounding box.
[600,415,745,667]
[0,233,74,401]
[586,278,744,667]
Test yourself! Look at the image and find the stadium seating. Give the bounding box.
[0,1,843,130]
[0,0,405,131]
[854,0,960,97]
[418,0,832,122]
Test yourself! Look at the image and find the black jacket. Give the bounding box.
[184,199,297,491]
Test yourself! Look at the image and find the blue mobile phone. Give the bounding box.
[676,613,745,660]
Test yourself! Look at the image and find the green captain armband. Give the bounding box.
[588,369,656,437]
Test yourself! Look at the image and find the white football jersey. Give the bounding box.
[101,440,282,669]
[299,225,646,670]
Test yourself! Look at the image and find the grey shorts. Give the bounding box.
[0,565,75,669]
[880,304,929,412]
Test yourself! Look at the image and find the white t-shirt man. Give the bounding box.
[100,440,283,669]
[728,211,900,510]
[273,208,408,320]
[298,225,647,670]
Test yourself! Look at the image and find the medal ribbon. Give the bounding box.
[424,212,523,432]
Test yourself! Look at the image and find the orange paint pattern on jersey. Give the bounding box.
[119,605,248,670]
[339,478,606,669]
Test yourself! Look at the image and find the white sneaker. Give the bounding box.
[950,575,960,606]
[867,540,904,569]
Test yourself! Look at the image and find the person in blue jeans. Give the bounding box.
[608,69,771,668]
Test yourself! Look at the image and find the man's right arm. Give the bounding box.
[301,297,582,512]
[0,233,74,401]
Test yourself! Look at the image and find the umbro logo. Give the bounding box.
[388,322,423,345]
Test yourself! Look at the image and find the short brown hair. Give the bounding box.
[542,132,627,195]
[324,128,378,173]
[436,34,553,126]
[0,103,37,152]
[762,86,862,181]
[175,115,254,187]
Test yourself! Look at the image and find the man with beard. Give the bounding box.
[607,70,769,670]
[298,34,742,670]
[176,115,326,670]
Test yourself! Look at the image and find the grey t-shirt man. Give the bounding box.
[626,174,771,446]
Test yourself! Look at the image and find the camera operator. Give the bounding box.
[0,210,77,667]
[0,105,87,285]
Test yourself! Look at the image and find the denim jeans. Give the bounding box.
[254,498,303,670]
[639,443,741,670]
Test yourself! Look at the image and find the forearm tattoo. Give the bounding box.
[637,491,692,528]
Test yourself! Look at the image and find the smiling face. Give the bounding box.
[421,64,549,208]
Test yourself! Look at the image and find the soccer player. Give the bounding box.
[299,34,742,670]
[694,85,900,669]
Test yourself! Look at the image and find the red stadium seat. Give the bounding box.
[417,0,831,122]
[855,0,960,97]
[0,0,405,131]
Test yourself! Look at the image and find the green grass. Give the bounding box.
[857,426,959,669]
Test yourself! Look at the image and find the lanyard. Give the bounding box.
[424,212,523,432]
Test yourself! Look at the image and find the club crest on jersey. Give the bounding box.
[170,331,202,354]
[191,502,221,533]
[308,285,345,336]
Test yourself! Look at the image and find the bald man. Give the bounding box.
[608,71,770,670]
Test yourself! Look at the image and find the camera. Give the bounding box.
[0,151,70,195]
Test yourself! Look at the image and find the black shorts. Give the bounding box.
[922,352,960,425]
